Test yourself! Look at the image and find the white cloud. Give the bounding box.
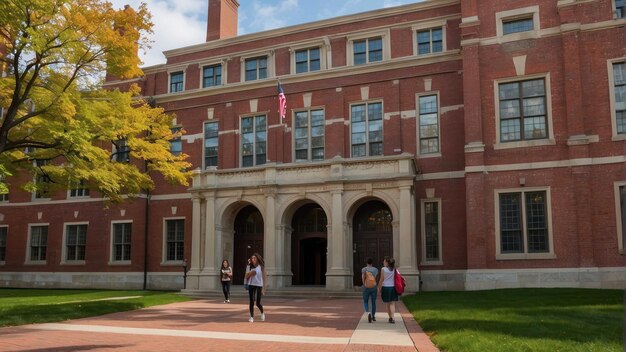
[239,0,299,34]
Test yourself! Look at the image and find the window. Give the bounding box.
[295,48,321,74]
[617,184,626,253]
[245,57,267,81]
[498,78,547,142]
[241,115,266,167]
[29,225,48,262]
[502,17,534,35]
[615,0,625,18]
[202,64,222,88]
[170,127,182,156]
[0,193,7,202]
[418,95,440,154]
[0,227,6,262]
[112,222,131,262]
[165,219,184,262]
[169,71,184,93]
[353,37,383,65]
[33,159,52,199]
[65,224,87,262]
[421,200,441,264]
[113,139,130,163]
[204,121,219,168]
[612,62,626,135]
[417,28,443,55]
[294,109,325,162]
[496,189,554,259]
[69,181,89,198]
[351,102,383,157]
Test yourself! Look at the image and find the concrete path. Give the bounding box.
[0,297,439,352]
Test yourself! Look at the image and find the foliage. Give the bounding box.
[0,0,191,201]
[403,288,624,352]
[0,289,191,327]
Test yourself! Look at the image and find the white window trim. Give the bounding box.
[493,73,555,150]
[614,181,626,254]
[613,0,625,19]
[608,58,626,141]
[203,120,219,170]
[289,40,329,75]
[31,160,51,202]
[416,91,442,157]
[494,187,555,260]
[109,220,133,265]
[112,139,130,163]
[239,113,269,167]
[412,20,447,56]
[240,52,274,82]
[349,100,384,158]
[496,6,540,43]
[0,225,7,265]
[60,222,88,265]
[162,217,186,265]
[199,59,227,89]
[167,67,186,93]
[292,107,326,162]
[346,29,391,66]
[420,198,443,265]
[67,186,90,199]
[25,223,49,265]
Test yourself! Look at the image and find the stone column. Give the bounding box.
[271,224,293,287]
[398,184,420,292]
[263,188,277,288]
[199,192,219,290]
[327,188,351,290]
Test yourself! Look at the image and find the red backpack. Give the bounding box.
[394,269,406,295]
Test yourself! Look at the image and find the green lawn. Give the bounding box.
[0,289,191,327]
[403,288,624,352]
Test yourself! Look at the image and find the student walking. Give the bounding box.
[220,259,232,303]
[378,256,398,324]
[361,257,379,323]
[244,253,266,322]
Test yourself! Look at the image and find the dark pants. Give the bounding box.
[248,285,264,317]
[221,281,230,300]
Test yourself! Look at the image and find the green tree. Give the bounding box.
[0,0,190,202]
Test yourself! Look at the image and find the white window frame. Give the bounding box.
[26,223,49,265]
[112,138,130,163]
[289,40,328,75]
[346,29,391,66]
[496,6,540,43]
[412,20,447,56]
[608,58,626,141]
[494,187,555,260]
[494,73,555,150]
[162,217,186,265]
[68,181,90,199]
[349,100,384,158]
[32,159,52,201]
[239,114,268,167]
[292,107,326,162]
[199,59,226,88]
[240,51,274,82]
[168,67,186,93]
[0,225,7,265]
[109,220,133,265]
[614,0,625,19]
[170,125,183,156]
[416,91,442,157]
[0,175,7,202]
[420,198,442,265]
[203,120,219,169]
[61,222,88,265]
[614,181,626,254]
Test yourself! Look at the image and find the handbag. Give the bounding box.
[394,269,406,295]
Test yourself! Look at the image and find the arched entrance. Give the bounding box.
[291,204,327,285]
[233,205,263,284]
[352,200,393,286]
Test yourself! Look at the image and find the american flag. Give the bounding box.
[278,82,287,121]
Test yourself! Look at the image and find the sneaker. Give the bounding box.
[226,299,230,303]
[389,318,395,324]
[248,317,254,323]
[260,313,266,321]
[367,313,372,323]
[372,316,376,322]
[224,300,227,303]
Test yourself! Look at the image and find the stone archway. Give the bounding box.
[290,204,327,285]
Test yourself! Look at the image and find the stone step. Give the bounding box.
[180,286,363,299]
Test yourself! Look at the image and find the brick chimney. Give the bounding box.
[206,0,239,42]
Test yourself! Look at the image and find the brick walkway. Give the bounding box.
[0,297,439,352]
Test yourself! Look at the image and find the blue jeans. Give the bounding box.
[362,287,377,317]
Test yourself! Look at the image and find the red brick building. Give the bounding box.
[1,0,625,291]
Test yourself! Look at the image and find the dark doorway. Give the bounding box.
[352,200,393,286]
[291,204,327,285]
[233,205,263,285]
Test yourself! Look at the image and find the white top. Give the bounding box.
[382,266,395,287]
[248,265,264,287]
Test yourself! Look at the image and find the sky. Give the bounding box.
[109,0,420,67]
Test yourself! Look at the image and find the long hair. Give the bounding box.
[385,256,395,270]
[251,253,265,269]
[222,259,229,268]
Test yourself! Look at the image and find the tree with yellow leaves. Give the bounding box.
[0,0,190,202]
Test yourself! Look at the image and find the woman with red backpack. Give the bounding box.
[378,256,398,324]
